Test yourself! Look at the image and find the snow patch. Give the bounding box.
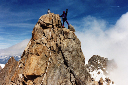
[89,69,116,85]
[85,61,88,65]
[0,64,5,68]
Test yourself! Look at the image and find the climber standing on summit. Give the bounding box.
[60,9,69,28]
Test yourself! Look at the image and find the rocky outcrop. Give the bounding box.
[0,13,91,85]
[68,24,75,32]
[86,55,116,85]
[86,55,117,74]
[0,57,18,85]
[86,55,108,74]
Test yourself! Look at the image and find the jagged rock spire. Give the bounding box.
[0,13,91,85]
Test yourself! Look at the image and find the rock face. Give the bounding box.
[0,57,18,85]
[0,66,2,71]
[0,13,91,85]
[68,24,75,32]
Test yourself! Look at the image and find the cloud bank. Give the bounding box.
[0,39,29,57]
[76,12,128,85]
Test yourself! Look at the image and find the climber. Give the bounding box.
[60,9,69,28]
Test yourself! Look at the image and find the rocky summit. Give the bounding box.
[0,13,91,85]
[0,13,116,85]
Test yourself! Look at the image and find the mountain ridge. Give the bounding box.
[0,55,21,64]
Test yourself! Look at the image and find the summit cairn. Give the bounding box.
[0,13,91,85]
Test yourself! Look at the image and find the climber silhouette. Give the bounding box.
[60,9,69,28]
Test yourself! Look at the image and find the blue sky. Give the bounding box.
[0,0,128,49]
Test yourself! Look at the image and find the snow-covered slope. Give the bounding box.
[86,55,116,85]
[89,69,116,85]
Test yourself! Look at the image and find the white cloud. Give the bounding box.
[76,12,128,85]
[0,39,30,57]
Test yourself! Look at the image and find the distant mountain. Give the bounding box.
[0,55,21,64]
[86,55,116,85]
[0,39,29,59]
